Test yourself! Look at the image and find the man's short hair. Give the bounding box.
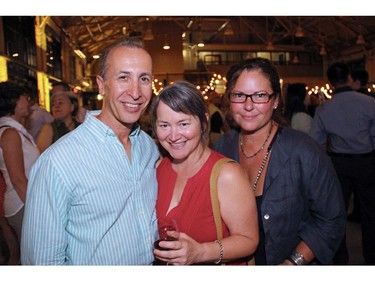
[327,62,350,87]
[351,69,369,86]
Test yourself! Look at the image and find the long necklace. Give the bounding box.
[252,125,281,191]
[240,122,273,159]
[252,149,271,191]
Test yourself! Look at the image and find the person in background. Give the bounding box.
[150,81,258,265]
[348,69,374,223]
[51,81,87,123]
[0,82,40,264]
[307,92,322,118]
[25,88,53,140]
[21,38,160,265]
[284,83,313,134]
[207,90,225,147]
[214,58,346,265]
[36,91,81,153]
[351,69,374,98]
[51,81,70,93]
[309,62,375,265]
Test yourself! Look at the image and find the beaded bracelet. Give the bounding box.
[214,239,224,264]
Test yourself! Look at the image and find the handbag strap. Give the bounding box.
[210,157,233,240]
[210,157,256,266]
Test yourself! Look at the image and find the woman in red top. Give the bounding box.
[150,81,258,265]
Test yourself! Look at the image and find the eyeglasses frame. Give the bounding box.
[228,91,274,104]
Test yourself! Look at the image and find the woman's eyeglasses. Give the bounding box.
[228,92,274,104]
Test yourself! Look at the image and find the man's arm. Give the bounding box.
[21,157,68,265]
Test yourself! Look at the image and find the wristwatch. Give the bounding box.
[287,251,306,265]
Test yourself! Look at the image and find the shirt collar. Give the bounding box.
[333,86,352,94]
[85,112,141,142]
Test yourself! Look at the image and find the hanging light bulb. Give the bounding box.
[197,40,205,47]
[197,42,205,47]
[163,42,170,50]
[163,34,170,50]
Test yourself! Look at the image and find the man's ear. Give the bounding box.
[96,75,105,95]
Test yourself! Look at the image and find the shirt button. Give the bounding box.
[264,214,270,220]
[138,211,144,216]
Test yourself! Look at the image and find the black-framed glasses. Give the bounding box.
[228,91,274,104]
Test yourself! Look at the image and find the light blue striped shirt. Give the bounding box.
[21,113,159,265]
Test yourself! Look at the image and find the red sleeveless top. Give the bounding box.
[156,150,230,243]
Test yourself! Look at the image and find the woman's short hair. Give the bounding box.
[51,91,79,117]
[151,81,209,143]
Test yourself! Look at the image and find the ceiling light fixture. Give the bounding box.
[74,49,86,60]
[144,27,154,40]
[356,34,365,45]
[163,34,170,50]
[224,23,234,36]
[292,54,300,64]
[319,46,327,56]
[187,20,194,29]
[163,42,170,50]
[266,41,274,51]
[295,26,304,38]
[356,25,366,45]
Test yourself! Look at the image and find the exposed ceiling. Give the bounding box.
[51,16,375,62]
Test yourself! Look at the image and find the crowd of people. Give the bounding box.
[0,37,374,265]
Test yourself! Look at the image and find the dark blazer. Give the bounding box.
[214,126,346,264]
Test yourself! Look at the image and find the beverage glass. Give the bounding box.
[153,216,179,251]
[152,216,179,265]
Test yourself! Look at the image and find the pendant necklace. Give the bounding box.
[240,121,273,159]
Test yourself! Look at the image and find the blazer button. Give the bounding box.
[264,214,270,220]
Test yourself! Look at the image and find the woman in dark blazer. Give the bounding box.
[214,58,346,265]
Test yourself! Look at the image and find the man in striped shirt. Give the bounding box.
[21,38,160,265]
